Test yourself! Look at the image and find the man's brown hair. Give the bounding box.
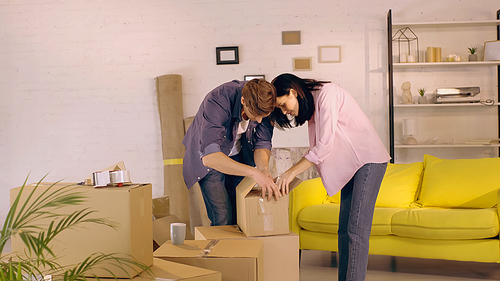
[241,79,276,116]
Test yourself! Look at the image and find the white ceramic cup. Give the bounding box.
[170,223,186,245]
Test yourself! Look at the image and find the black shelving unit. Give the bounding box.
[386,9,500,163]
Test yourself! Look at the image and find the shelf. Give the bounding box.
[394,61,500,68]
[393,20,500,28]
[394,102,499,108]
[395,144,500,148]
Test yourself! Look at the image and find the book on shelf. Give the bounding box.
[464,139,500,145]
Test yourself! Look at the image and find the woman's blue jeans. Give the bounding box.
[198,153,246,226]
[338,162,387,281]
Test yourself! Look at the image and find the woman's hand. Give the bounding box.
[276,171,295,195]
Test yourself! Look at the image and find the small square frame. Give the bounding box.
[216,46,239,65]
[293,57,312,71]
[282,31,301,45]
[319,46,341,63]
[244,75,266,81]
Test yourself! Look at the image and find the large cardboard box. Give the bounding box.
[10,182,153,278]
[135,258,221,281]
[154,239,263,281]
[236,177,302,237]
[84,258,221,281]
[195,226,299,281]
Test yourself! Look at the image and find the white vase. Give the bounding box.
[418,96,427,104]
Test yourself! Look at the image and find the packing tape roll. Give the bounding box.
[110,170,131,184]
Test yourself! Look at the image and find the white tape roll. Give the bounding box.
[110,170,131,184]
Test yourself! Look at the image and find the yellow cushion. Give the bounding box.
[391,207,499,239]
[325,162,423,207]
[375,162,423,208]
[418,155,500,208]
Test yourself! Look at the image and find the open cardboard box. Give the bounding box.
[153,214,194,251]
[10,182,153,278]
[154,239,263,281]
[236,177,302,237]
[195,225,299,281]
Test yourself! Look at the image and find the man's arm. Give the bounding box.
[202,152,281,201]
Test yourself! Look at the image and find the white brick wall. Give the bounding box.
[1,0,499,229]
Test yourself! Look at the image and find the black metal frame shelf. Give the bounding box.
[387,9,500,163]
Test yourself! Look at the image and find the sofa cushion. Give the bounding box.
[418,155,500,208]
[375,162,423,208]
[324,162,423,207]
[391,207,499,239]
[297,204,405,236]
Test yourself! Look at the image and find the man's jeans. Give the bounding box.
[338,162,388,281]
[198,154,246,226]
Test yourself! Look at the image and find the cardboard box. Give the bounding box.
[236,177,302,237]
[152,195,170,219]
[135,258,221,281]
[10,182,153,278]
[195,226,299,281]
[83,258,221,281]
[154,239,263,281]
[153,214,194,251]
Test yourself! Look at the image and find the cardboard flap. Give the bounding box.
[236,177,257,197]
[287,177,303,192]
[154,240,210,257]
[136,258,220,280]
[154,239,263,259]
[208,240,263,258]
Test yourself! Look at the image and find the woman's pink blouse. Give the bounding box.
[304,83,391,196]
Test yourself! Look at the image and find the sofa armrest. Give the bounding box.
[497,188,500,222]
[289,178,327,235]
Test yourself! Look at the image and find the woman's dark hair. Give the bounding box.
[271,73,329,129]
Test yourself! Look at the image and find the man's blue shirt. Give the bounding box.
[182,80,274,189]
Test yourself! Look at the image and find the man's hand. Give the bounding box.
[253,170,281,201]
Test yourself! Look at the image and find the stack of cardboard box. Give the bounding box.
[10,176,301,281]
[153,177,302,281]
[10,182,221,281]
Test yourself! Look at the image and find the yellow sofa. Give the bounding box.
[289,154,500,263]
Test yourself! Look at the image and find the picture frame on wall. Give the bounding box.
[282,31,301,45]
[293,57,312,71]
[244,75,266,81]
[216,46,239,65]
[484,40,500,61]
[318,46,341,63]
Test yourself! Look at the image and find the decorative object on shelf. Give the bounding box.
[293,57,312,71]
[392,27,419,63]
[401,81,414,104]
[282,31,301,45]
[216,46,239,65]
[445,54,461,62]
[318,46,341,63]
[426,47,442,62]
[244,74,265,81]
[484,40,500,61]
[402,118,418,145]
[468,46,478,61]
[417,88,427,104]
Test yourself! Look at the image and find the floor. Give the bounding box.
[299,250,500,281]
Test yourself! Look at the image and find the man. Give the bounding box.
[182,79,280,226]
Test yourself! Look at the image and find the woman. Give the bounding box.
[271,73,390,281]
